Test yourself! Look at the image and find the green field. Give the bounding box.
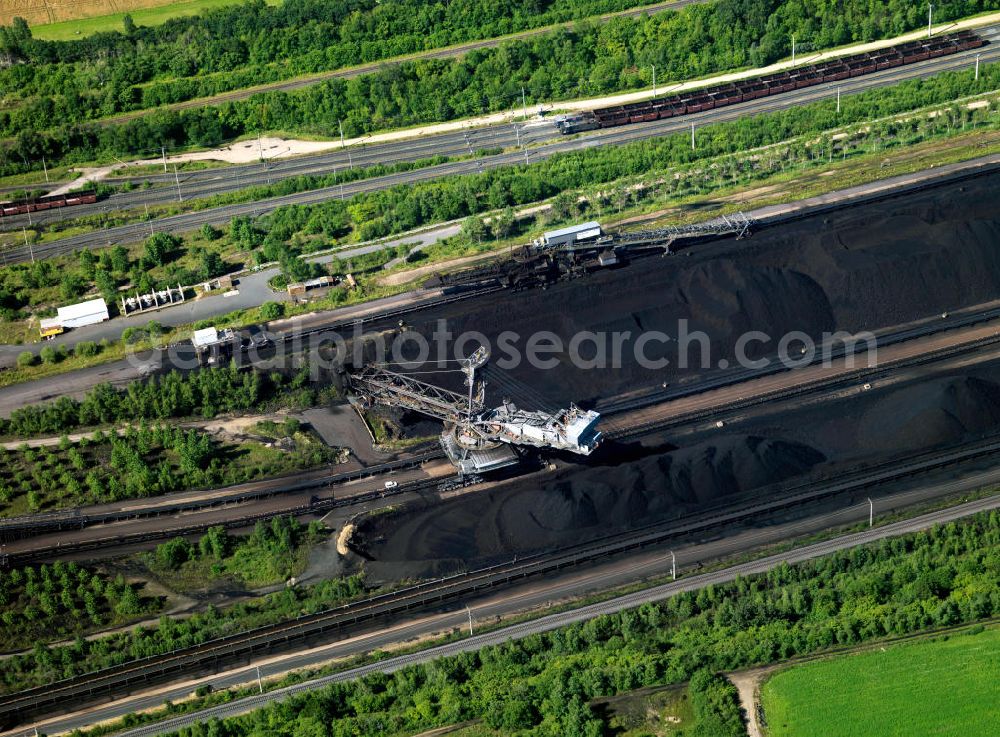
[761,627,1000,737]
[28,0,282,41]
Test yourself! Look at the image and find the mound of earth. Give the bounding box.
[357,435,824,576]
[858,375,1000,454]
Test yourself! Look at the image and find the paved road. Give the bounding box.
[17,484,1000,737]
[5,29,999,262]
[0,359,146,417]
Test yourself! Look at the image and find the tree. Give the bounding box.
[462,215,486,244]
[94,269,117,303]
[551,191,577,220]
[77,250,97,280]
[16,351,35,368]
[110,246,130,274]
[114,584,142,617]
[198,249,225,280]
[59,273,85,301]
[199,526,230,559]
[491,207,516,241]
[143,232,179,267]
[230,217,259,249]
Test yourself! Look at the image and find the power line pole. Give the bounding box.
[465,605,474,636]
[22,227,34,263]
[670,550,676,581]
[521,86,527,120]
[690,122,696,150]
[867,497,874,528]
[173,163,182,202]
[256,666,263,694]
[41,157,49,183]
[161,146,167,173]
[975,53,981,80]
[836,86,841,113]
[791,34,796,65]
[928,3,934,38]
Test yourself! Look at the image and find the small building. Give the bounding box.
[287,275,334,297]
[201,275,234,293]
[534,221,602,249]
[57,298,109,329]
[192,326,237,365]
[192,326,236,350]
[38,317,64,339]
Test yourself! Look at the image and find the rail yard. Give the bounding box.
[0,4,999,737]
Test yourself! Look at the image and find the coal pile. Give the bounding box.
[397,171,1000,407]
[856,375,1000,454]
[355,434,824,574]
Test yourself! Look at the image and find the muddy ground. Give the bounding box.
[351,171,1000,580]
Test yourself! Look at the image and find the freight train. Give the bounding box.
[0,190,98,218]
[556,30,986,134]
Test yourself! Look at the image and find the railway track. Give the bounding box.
[4,27,999,261]
[0,453,440,542]
[2,428,999,727]
[0,472,452,567]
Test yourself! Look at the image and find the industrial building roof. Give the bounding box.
[57,298,109,328]
[192,327,221,348]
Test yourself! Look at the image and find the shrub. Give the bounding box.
[155,537,194,571]
[75,341,99,358]
[259,302,284,321]
[200,224,222,241]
